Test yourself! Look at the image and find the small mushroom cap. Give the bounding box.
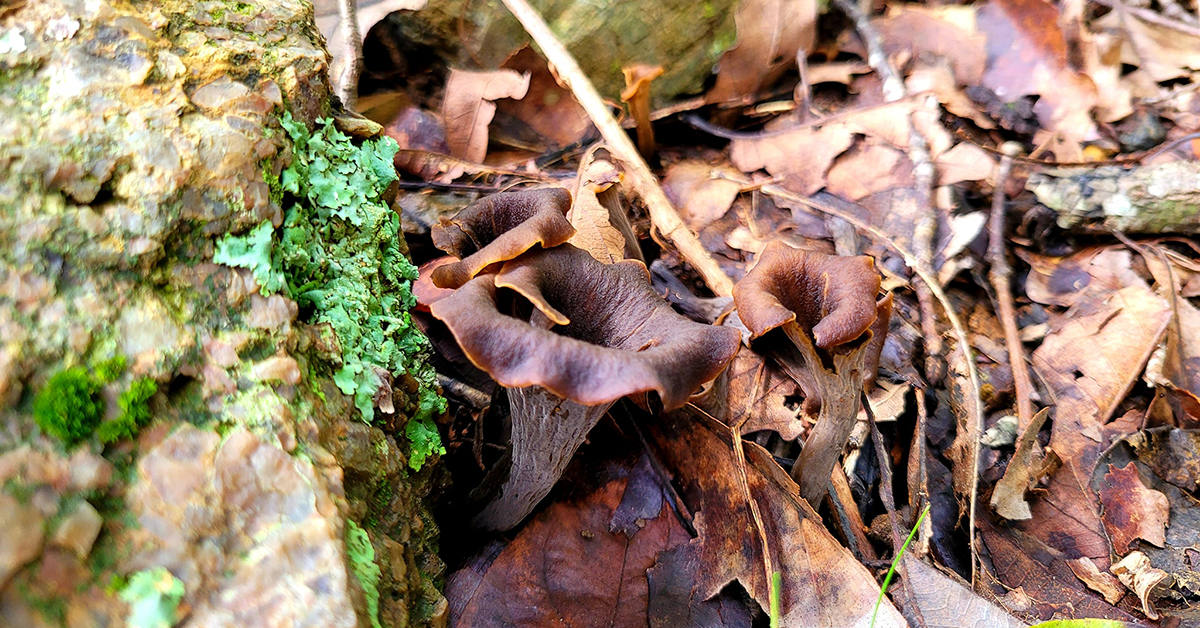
[430,188,574,289]
[429,245,741,410]
[733,241,882,348]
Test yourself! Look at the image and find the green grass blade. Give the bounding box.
[870,504,930,628]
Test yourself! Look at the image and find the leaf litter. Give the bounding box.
[334,0,1200,622]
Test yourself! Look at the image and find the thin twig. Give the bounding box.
[986,146,1036,431]
[335,0,363,109]
[498,0,736,296]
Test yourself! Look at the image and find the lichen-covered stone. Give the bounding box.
[0,1,445,626]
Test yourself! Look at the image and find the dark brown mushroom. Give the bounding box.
[431,244,740,529]
[430,187,574,289]
[732,241,890,505]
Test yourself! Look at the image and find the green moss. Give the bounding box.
[212,112,446,470]
[17,581,67,627]
[93,355,128,384]
[98,377,158,444]
[33,367,104,447]
[119,568,185,628]
[345,519,383,628]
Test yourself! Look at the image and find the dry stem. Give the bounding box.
[499,0,736,296]
[335,0,363,109]
[986,148,1036,430]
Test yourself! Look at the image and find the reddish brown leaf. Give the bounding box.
[1100,463,1170,553]
[442,69,530,163]
[646,408,906,627]
[446,454,692,627]
[976,0,1099,141]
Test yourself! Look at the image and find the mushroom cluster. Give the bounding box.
[423,188,741,530]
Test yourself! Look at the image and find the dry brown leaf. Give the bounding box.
[496,47,593,149]
[442,68,531,163]
[646,408,907,627]
[708,0,816,104]
[661,161,742,231]
[569,151,637,263]
[979,517,1143,622]
[1099,462,1170,553]
[446,453,693,627]
[1017,283,1170,570]
[731,123,855,195]
[874,5,986,85]
[976,0,1099,142]
[693,345,809,442]
[991,407,1052,521]
[826,142,910,201]
[890,555,1028,628]
[1018,246,1146,308]
[906,64,997,130]
[1068,557,1128,605]
[1110,551,1173,619]
[1096,11,1200,82]
[936,142,997,186]
[1078,29,1134,123]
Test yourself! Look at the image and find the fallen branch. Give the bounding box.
[498,0,736,296]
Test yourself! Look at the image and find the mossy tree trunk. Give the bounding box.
[0,1,446,626]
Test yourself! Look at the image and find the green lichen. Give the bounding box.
[33,367,104,447]
[212,112,446,469]
[213,220,287,295]
[119,568,185,628]
[345,519,382,628]
[97,377,158,444]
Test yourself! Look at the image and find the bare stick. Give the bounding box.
[498,0,735,296]
[335,0,363,109]
[986,146,1036,430]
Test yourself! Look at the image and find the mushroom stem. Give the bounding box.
[474,387,613,530]
[774,322,871,505]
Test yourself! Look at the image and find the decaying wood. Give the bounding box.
[1028,161,1200,234]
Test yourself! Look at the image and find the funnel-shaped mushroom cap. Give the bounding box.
[429,245,740,410]
[430,188,574,289]
[733,241,882,348]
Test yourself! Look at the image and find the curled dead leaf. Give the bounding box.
[442,68,531,163]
